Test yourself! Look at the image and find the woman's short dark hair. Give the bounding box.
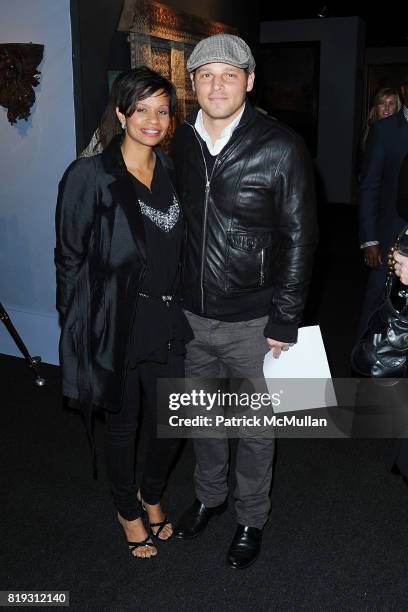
[115,66,177,117]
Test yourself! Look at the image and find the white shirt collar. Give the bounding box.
[194,105,245,156]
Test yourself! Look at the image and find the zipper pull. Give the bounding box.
[205,179,210,192]
[260,249,265,286]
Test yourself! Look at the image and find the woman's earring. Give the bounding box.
[121,121,126,130]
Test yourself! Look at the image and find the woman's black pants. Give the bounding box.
[104,352,183,520]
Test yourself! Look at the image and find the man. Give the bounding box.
[357,86,408,338]
[171,34,317,568]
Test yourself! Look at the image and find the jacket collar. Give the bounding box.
[101,133,127,177]
[183,101,257,178]
[101,134,147,260]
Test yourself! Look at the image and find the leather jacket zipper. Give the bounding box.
[201,178,211,312]
[260,248,265,286]
[185,113,247,312]
[188,123,219,313]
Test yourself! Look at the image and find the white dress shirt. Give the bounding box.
[194,106,245,156]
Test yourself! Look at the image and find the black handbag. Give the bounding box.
[351,226,408,378]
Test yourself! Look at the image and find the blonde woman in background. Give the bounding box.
[361,87,401,151]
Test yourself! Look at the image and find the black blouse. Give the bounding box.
[128,157,193,364]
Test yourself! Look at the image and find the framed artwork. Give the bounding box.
[365,63,408,114]
[257,42,321,158]
[118,0,237,145]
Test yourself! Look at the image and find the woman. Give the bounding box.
[55,67,192,558]
[361,87,401,151]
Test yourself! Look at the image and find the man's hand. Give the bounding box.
[363,245,382,268]
[266,338,291,359]
[394,251,408,285]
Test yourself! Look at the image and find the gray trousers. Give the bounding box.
[184,310,275,529]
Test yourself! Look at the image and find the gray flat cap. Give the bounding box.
[186,34,255,73]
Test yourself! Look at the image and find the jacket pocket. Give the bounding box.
[225,231,274,292]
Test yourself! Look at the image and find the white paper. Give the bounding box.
[263,325,337,412]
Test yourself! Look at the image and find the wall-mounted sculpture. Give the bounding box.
[0,43,44,125]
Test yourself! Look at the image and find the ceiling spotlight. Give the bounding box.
[316,5,329,17]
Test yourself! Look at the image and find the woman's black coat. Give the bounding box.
[55,135,176,411]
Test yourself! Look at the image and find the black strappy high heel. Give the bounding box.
[127,536,158,557]
[117,513,157,558]
[137,491,173,541]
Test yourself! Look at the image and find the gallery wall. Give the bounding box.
[0,0,76,364]
[261,17,365,204]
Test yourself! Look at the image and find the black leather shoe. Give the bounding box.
[174,499,227,540]
[227,524,262,569]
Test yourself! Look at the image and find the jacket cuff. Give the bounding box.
[263,318,298,344]
[360,241,379,249]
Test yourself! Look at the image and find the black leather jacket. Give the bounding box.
[55,135,179,410]
[171,103,318,343]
